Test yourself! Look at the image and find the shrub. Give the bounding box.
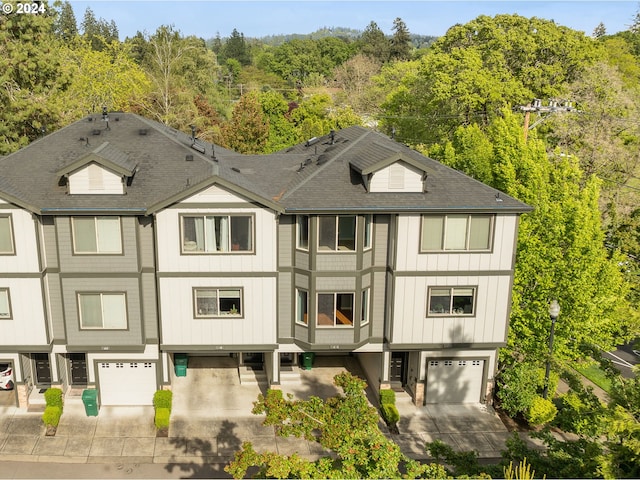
[379,389,396,405]
[154,407,170,429]
[42,405,62,427]
[44,388,63,409]
[153,390,173,411]
[525,395,557,426]
[381,403,400,424]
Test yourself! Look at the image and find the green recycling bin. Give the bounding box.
[301,352,315,370]
[82,389,98,416]
[174,353,188,377]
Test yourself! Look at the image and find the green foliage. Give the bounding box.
[380,403,400,424]
[496,361,541,416]
[154,407,170,429]
[554,389,607,438]
[379,389,396,405]
[44,388,63,409]
[503,457,538,480]
[226,372,447,479]
[426,439,489,478]
[153,390,172,411]
[525,396,557,426]
[42,406,62,427]
[220,91,269,153]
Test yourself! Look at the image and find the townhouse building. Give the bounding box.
[0,112,530,409]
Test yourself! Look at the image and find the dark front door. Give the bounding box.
[33,353,52,385]
[390,352,407,386]
[70,353,88,384]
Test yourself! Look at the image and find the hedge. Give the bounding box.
[155,407,171,429]
[44,388,63,409]
[379,389,396,405]
[381,403,400,424]
[42,405,62,427]
[153,390,173,411]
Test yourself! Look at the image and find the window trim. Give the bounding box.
[0,288,12,320]
[420,214,494,253]
[426,286,477,317]
[296,215,309,251]
[363,215,373,250]
[316,292,355,328]
[180,213,255,255]
[71,216,123,255]
[77,292,128,330]
[317,215,357,253]
[295,288,308,326]
[360,288,370,326]
[193,287,244,319]
[0,214,16,255]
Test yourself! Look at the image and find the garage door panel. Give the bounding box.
[99,362,157,406]
[425,359,483,404]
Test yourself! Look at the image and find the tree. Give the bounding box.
[221,28,250,66]
[359,21,390,63]
[80,7,118,51]
[593,22,606,38]
[225,372,448,479]
[390,17,411,61]
[53,1,77,42]
[220,92,269,153]
[333,53,381,112]
[0,2,70,154]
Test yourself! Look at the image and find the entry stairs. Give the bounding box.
[239,365,302,385]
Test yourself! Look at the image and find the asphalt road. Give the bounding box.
[0,460,233,479]
[603,341,639,379]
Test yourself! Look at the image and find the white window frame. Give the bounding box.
[181,214,254,254]
[78,292,127,329]
[193,287,243,318]
[0,288,12,319]
[316,292,355,328]
[363,215,373,250]
[295,288,308,326]
[360,288,370,326]
[427,287,476,317]
[317,215,357,252]
[72,216,122,254]
[296,215,309,251]
[420,214,493,252]
[0,214,15,255]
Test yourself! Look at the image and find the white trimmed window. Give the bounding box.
[427,287,476,316]
[317,293,354,327]
[421,214,493,252]
[318,216,356,251]
[296,215,309,250]
[0,215,15,254]
[296,289,308,325]
[363,215,372,250]
[361,288,370,326]
[0,288,11,319]
[194,288,242,318]
[182,215,253,253]
[72,217,122,254]
[78,293,127,329]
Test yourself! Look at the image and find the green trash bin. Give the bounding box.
[82,389,99,417]
[301,352,315,370]
[175,353,188,377]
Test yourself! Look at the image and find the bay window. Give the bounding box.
[318,216,356,251]
[317,293,354,327]
[296,289,308,325]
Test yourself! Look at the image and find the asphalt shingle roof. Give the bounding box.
[0,114,531,215]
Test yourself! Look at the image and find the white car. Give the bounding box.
[0,363,14,390]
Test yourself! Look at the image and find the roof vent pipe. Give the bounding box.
[329,130,335,145]
[190,125,196,142]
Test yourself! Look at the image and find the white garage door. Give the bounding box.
[425,359,484,404]
[98,362,157,406]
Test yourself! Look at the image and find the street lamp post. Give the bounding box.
[543,299,561,399]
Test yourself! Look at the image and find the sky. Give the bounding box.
[67,1,638,40]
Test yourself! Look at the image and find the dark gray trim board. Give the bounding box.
[161,344,278,352]
[388,342,506,350]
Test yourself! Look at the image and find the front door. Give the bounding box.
[33,353,52,385]
[70,353,88,385]
[390,352,407,387]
